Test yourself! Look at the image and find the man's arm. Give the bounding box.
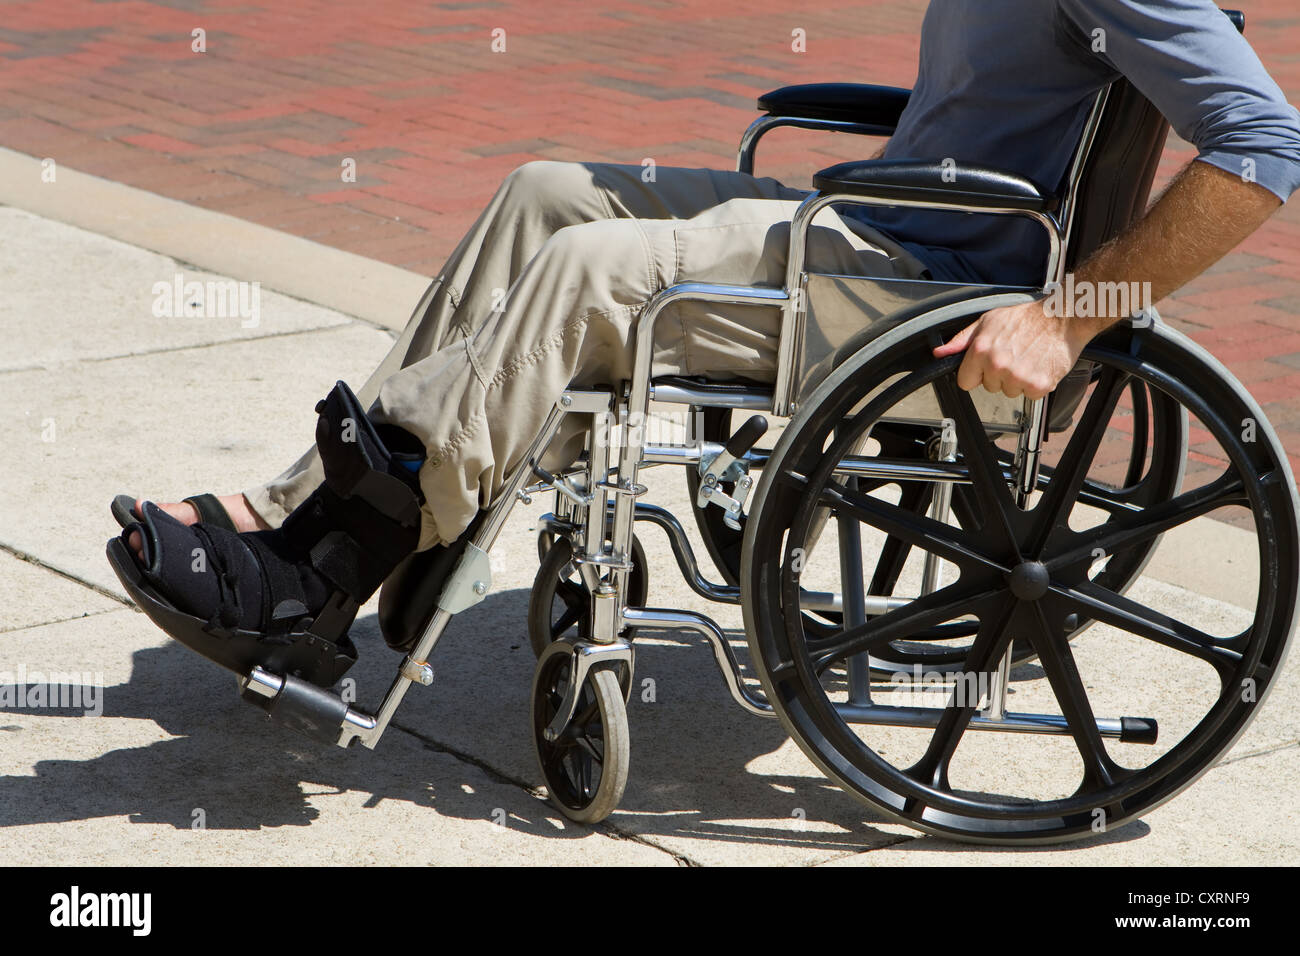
[934,159,1281,399]
[935,0,1300,398]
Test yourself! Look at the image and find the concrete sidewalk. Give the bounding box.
[1,203,1297,865]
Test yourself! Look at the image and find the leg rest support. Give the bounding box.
[241,666,377,746]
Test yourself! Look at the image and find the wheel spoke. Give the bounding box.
[571,693,601,729]
[1055,580,1243,680]
[555,578,586,609]
[574,733,603,765]
[809,580,997,673]
[1077,478,1148,515]
[1029,368,1130,551]
[907,594,1017,789]
[865,482,932,596]
[1047,471,1247,575]
[550,605,583,638]
[575,751,593,798]
[820,478,1003,574]
[932,375,1020,545]
[1025,602,1127,789]
[1121,379,1152,488]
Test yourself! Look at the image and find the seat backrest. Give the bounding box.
[1062,7,1245,271]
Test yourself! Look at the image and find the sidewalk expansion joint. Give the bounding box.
[807,833,920,866]
[0,541,132,607]
[0,605,122,635]
[0,321,375,376]
[389,717,696,865]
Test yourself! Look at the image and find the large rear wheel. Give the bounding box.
[743,312,1298,843]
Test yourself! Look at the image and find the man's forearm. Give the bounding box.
[935,157,1288,399]
[1069,159,1282,338]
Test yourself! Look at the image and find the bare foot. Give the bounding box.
[127,493,270,560]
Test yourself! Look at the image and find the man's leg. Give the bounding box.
[110,191,925,683]
[371,195,929,551]
[243,161,812,526]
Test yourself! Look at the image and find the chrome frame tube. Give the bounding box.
[626,502,904,613]
[623,607,773,717]
[628,503,736,603]
[985,394,1050,722]
[835,701,1138,740]
[838,475,873,706]
[737,114,894,176]
[582,402,614,599]
[920,419,957,595]
[642,442,1099,502]
[629,282,790,434]
[648,381,773,410]
[1053,86,1111,271]
[774,192,1065,417]
[985,646,1015,723]
[337,389,603,749]
[605,402,639,639]
[642,441,977,483]
[1014,395,1050,502]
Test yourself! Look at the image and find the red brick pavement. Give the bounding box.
[3,0,1300,479]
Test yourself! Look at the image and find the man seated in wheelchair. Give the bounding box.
[109,1,1298,706]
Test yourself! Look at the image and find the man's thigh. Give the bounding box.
[638,196,924,379]
[584,162,809,221]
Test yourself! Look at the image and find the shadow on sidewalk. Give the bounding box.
[0,587,1147,856]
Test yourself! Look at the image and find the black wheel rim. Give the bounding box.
[534,655,607,811]
[747,317,1298,841]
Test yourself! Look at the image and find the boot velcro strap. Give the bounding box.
[283,488,419,602]
[309,531,388,601]
[240,532,315,634]
[352,469,423,527]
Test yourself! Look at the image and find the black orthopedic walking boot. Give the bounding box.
[106,381,424,687]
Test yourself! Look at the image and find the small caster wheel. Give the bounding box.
[536,526,558,564]
[527,534,648,657]
[531,652,629,824]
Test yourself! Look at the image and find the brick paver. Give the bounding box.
[3,0,1300,477]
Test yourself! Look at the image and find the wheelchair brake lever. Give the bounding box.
[698,415,767,529]
[532,463,591,507]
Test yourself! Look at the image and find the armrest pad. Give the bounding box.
[813,159,1060,213]
[757,83,911,130]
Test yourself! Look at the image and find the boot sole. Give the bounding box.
[106,537,357,688]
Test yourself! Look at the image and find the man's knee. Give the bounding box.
[501,160,608,216]
[537,218,659,298]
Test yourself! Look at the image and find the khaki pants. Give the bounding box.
[244,161,928,550]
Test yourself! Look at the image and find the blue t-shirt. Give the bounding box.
[850,0,1300,286]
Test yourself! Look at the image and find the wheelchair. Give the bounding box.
[237,7,1299,843]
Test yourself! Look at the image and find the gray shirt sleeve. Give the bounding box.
[1057,0,1300,200]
